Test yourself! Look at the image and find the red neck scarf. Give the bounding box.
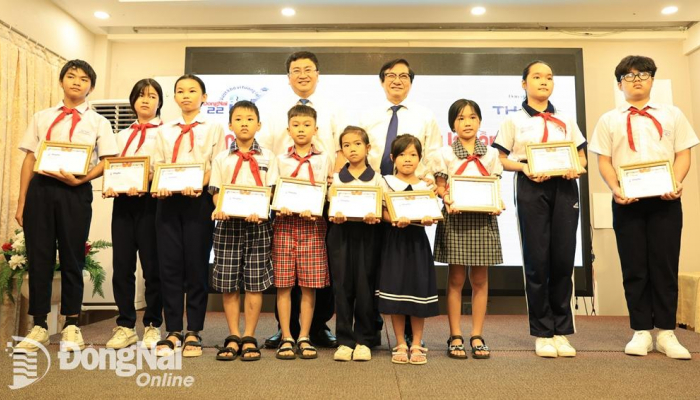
[231,150,263,186]
[627,106,663,152]
[290,152,316,185]
[454,154,489,177]
[172,122,200,163]
[121,122,161,157]
[46,106,81,142]
[535,112,567,143]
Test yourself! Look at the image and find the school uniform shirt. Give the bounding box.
[432,139,503,179]
[359,99,443,177]
[492,101,586,161]
[19,100,118,168]
[331,164,384,188]
[209,139,277,194]
[116,118,162,158]
[588,101,699,169]
[153,114,226,170]
[256,90,347,161]
[268,145,333,184]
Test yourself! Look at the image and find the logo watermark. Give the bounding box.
[7,337,195,389]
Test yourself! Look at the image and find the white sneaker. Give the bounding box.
[656,330,691,360]
[553,335,576,357]
[352,344,372,361]
[106,326,138,349]
[60,325,85,352]
[535,337,557,358]
[16,326,50,353]
[624,330,653,356]
[334,345,354,361]
[142,324,161,349]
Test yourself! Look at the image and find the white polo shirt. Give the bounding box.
[359,99,443,177]
[154,113,226,171]
[19,100,118,168]
[209,139,276,193]
[116,117,162,158]
[432,139,503,179]
[268,145,333,185]
[256,90,347,162]
[588,101,699,169]
[492,102,586,161]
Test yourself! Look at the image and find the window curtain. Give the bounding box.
[0,26,66,242]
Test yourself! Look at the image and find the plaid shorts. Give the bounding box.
[212,219,274,293]
[272,216,329,288]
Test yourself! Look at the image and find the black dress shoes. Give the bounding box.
[264,329,282,349]
[310,329,338,348]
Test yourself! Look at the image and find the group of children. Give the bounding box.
[14,53,696,363]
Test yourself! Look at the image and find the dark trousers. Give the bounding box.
[156,192,214,332]
[327,222,382,347]
[516,174,578,337]
[24,175,92,317]
[112,195,162,328]
[612,198,682,330]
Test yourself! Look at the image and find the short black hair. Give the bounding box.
[379,59,415,83]
[285,51,319,73]
[448,99,482,131]
[128,79,164,117]
[174,74,206,94]
[287,104,317,122]
[59,59,97,89]
[522,60,553,81]
[339,126,370,147]
[614,55,657,83]
[229,100,260,122]
[390,134,422,161]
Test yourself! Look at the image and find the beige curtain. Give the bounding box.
[0,27,65,241]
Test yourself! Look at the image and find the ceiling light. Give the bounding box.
[94,11,110,19]
[661,6,678,15]
[471,6,486,16]
[281,7,296,17]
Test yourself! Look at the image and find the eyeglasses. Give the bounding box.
[290,68,318,77]
[620,71,652,82]
[385,73,411,82]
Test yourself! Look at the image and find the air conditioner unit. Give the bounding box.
[90,99,136,133]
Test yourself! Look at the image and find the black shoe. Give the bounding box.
[310,329,338,348]
[264,329,282,349]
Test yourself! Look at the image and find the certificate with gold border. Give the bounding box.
[271,177,327,217]
[151,163,205,193]
[103,156,150,193]
[526,141,581,176]
[34,141,92,176]
[618,160,676,199]
[449,176,501,213]
[328,186,382,221]
[215,185,271,220]
[385,190,443,223]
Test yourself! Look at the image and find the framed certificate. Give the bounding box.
[34,141,92,176]
[618,160,676,199]
[151,163,205,193]
[103,156,150,193]
[449,176,501,213]
[385,190,444,223]
[271,177,327,217]
[215,185,271,220]
[526,141,581,176]
[328,186,383,221]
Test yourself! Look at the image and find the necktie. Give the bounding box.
[121,122,159,157]
[172,122,200,163]
[454,154,489,177]
[231,150,263,186]
[290,152,316,185]
[46,106,81,142]
[298,99,310,106]
[535,112,567,143]
[380,105,402,175]
[627,106,663,152]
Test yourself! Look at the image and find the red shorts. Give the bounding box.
[272,216,329,288]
